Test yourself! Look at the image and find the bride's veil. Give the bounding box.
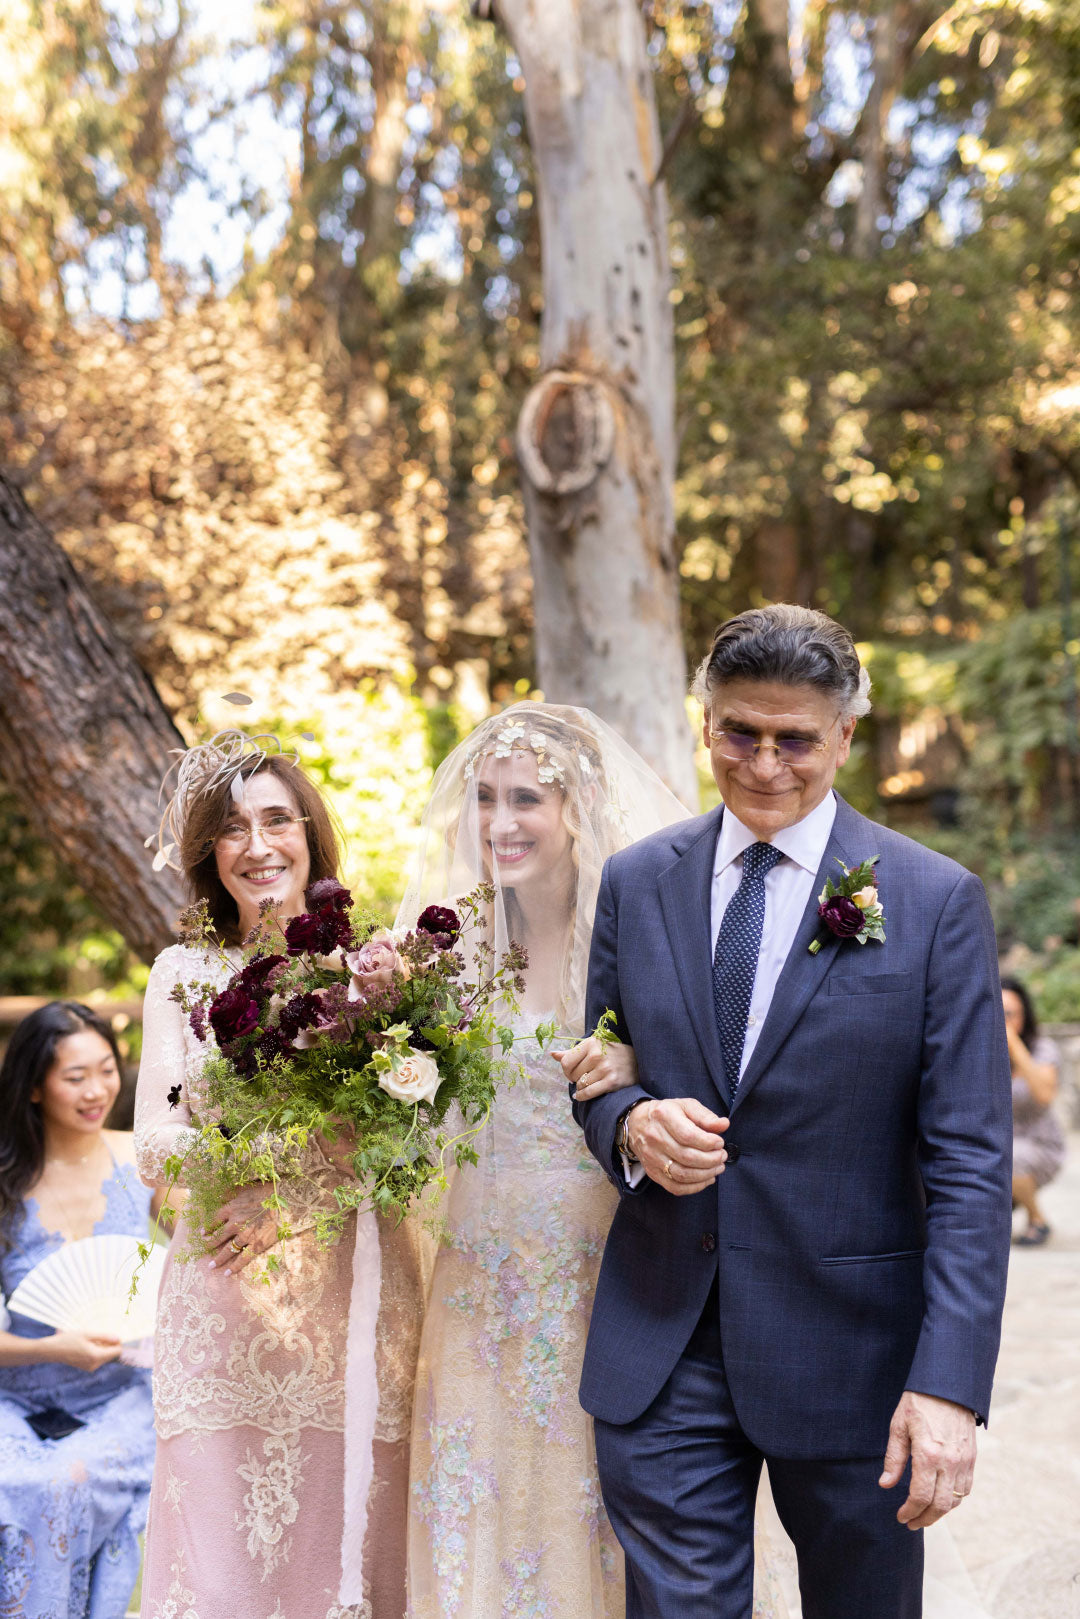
[394,702,691,1252]
[395,701,692,1033]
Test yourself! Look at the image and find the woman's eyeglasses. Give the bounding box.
[707,717,839,767]
[215,814,309,849]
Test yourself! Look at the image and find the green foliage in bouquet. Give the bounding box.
[154,879,550,1264]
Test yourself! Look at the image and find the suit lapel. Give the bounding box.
[657,807,730,1107]
[730,796,865,1114]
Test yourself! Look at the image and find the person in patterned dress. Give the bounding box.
[135,733,424,1619]
[0,1001,162,1618]
[396,704,695,1619]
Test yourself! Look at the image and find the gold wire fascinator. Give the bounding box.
[148,723,311,874]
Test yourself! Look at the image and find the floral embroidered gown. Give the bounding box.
[135,944,424,1619]
[407,1011,625,1619]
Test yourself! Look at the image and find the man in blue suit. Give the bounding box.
[573,605,1012,1618]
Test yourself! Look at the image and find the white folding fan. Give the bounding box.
[7,1234,166,1342]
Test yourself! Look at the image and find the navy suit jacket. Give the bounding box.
[575,794,1013,1458]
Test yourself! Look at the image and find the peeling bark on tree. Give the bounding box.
[0,472,187,963]
[494,0,697,803]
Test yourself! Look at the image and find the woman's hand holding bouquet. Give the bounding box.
[158,879,543,1272]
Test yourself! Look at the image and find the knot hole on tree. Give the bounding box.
[517,371,616,498]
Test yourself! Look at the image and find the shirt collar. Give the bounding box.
[713,791,837,880]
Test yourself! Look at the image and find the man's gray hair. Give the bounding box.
[691,604,872,719]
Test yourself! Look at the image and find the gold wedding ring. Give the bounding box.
[664,1158,674,1177]
[230,1238,244,1254]
[951,1490,968,1498]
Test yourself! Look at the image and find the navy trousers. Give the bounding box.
[593,1283,923,1619]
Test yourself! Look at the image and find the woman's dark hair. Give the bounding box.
[1000,975,1038,1051]
[692,604,871,718]
[0,1002,123,1248]
[178,754,341,946]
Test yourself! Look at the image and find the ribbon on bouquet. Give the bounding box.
[339,1206,382,1606]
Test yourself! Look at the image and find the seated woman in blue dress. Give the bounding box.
[0,1001,165,1618]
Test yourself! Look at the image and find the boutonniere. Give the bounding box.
[808,857,885,955]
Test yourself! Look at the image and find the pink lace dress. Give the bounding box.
[135,944,423,1619]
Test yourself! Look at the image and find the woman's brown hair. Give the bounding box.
[179,754,341,945]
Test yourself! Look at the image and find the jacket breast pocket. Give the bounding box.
[829,971,913,996]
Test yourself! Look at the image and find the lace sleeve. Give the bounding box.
[134,946,199,1188]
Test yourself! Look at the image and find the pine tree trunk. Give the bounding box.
[0,472,187,963]
[495,0,696,803]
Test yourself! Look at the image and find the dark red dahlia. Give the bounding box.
[306,877,352,914]
[417,905,461,946]
[236,954,288,994]
[257,1026,289,1065]
[277,991,322,1041]
[285,909,352,957]
[817,895,864,938]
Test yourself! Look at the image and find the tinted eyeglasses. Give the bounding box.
[707,716,840,767]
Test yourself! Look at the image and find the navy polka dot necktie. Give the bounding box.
[713,841,784,1097]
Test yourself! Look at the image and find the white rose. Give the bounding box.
[851,885,878,910]
[377,1047,443,1106]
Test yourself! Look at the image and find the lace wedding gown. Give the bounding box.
[135,944,424,1619]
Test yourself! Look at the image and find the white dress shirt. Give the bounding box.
[620,791,837,1184]
[710,789,837,1077]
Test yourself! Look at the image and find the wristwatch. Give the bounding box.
[616,1100,648,1164]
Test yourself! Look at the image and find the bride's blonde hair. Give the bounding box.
[462,708,619,1030]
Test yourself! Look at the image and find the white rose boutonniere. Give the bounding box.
[377,1046,444,1106]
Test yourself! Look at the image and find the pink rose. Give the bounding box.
[345,934,405,1004]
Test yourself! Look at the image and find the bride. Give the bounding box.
[398,704,694,1618]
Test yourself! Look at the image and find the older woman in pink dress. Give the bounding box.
[135,734,422,1619]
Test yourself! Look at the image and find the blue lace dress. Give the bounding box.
[0,1156,157,1618]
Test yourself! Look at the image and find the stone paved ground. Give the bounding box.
[948,1133,1080,1619]
[764,1135,1080,1619]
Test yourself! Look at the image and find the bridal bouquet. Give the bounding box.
[161,878,536,1251]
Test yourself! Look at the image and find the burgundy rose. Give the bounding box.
[209,983,261,1046]
[306,877,352,914]
[818,895,864,938]
[416,905,461,946]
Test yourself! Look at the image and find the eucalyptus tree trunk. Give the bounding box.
[0,472,187,963]
[492,0,697,804]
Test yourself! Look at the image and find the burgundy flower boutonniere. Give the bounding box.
[808,857,886,955]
